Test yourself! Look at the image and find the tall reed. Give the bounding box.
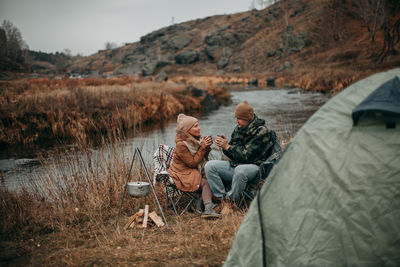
[0,115,294,265]
[0,77,229,146]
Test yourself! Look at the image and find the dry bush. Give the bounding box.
[0,134,248,265]
[0,110,295,265]
[0,77,229,146]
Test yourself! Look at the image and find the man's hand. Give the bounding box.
[215,134,230,150]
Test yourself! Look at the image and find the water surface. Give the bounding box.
[0,88,330,191]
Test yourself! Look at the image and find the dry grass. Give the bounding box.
[0,77,230,146]
[11,211,245,266]
[0,133,250,266]
[0,90,298,265]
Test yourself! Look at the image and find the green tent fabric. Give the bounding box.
[224,68,400,267]
[352,76,400,127]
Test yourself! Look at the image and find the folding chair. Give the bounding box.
[153,144,198,215]
[238,132,282,208]
[238,161,275,208]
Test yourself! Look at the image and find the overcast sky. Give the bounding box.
[0,0,252,56]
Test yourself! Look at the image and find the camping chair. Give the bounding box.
[238,133,282,209]
[153,144,198,215]
[237,161,276,208]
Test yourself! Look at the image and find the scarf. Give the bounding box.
[182,134,207,175]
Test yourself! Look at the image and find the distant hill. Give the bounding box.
[69,0,400,91]
[4,0,400,92]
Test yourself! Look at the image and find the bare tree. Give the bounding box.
[278,0,290,27]
[257,0,266,9]
[20,39,29,50]
[1,20,25,61]
[23,49,32,72]
[0,28,6,57]
[250,0,277,10]
[249,0,256,10]
[104,42,117,50]
[356,0,385,42]
[376,0,400,61]
[63,48,72,56]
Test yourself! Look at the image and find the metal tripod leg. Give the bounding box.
[115,148,168,229]
[136,148,168,227]
[115,149,137,229]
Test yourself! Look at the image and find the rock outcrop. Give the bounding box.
[279,26,309,55]
[175,49,200,65]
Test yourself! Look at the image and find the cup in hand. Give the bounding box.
[215,134,225,147]
[205,135,213,146]
[216,134,224,140]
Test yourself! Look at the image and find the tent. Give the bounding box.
[224,69,400,267]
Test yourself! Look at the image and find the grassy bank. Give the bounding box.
[0,76,230,146]
[167,66,390,95]
[0,90,296,265]
[0,135,248,266]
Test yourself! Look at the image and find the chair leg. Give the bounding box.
[163,184,198,216]
[169,194,179,215]
[165,186,179,215]
[238,193,245,208]
[179,193,196,215]
[175,193,184,204]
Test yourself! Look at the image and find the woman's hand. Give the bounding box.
[215,135,229,150]
[201,136,213,148]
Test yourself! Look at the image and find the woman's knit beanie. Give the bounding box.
[176,113,198,133]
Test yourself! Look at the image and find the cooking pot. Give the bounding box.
[127,181,150,197]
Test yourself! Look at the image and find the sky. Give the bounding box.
[0,0,253,56]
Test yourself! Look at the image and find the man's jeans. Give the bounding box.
[204,160,260,202]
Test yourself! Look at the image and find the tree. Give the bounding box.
[356,0,385,42]
[0,28,6,57]
[249,0,256,10]
[279,0,290,27]
[257,0,276,9]
[357,0,400,61]
[63,48,72,56]
[104,42,117,50]
[251,0,277,10]
[1,20,25,61]
[376,0,400,61]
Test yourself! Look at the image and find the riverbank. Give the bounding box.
[0,87,330,265]
[0,76,230,147]
[0,135,244,266]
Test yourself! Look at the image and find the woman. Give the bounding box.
[168,113,220,219]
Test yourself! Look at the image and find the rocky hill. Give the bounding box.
[68,0,400,91]
[6,0,400,92]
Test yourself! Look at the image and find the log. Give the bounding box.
[149,211,165,227]
[142,205,149,228]
[124,209,144,230]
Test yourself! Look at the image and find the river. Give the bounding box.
[0,88,330,191]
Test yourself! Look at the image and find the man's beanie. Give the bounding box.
[235,101,254,121]
[176,113,198,133]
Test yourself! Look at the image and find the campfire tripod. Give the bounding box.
[116,147,168,228]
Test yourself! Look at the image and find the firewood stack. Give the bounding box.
[124,205,165,229]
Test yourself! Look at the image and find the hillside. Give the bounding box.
[2,0,399,92]
[67,0,400,92]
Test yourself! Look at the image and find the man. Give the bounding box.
[204,100,281,205]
